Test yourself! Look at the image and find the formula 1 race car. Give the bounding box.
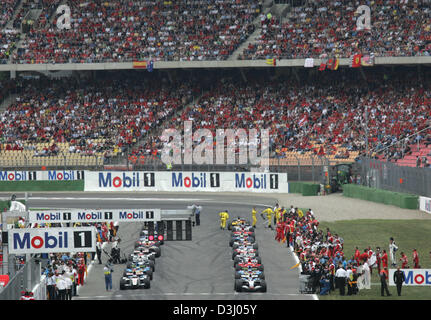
[134,239,162,257]
[235,259,264,271]
[227,218,251,231]
[127,259,155,272]
[129,248,157,263]
[133,243,161,258]
[230,234,255,247]
[235,268,265,280]
[234,272,267,292]
[231,225,255,233]
[120,272,151,290]
[232,241,258,250]
[233,255,262,268]
[123,266,153,280]
[232,247,259,260]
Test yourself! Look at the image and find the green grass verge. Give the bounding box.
[317,219,431,300]
[0,180,84,192]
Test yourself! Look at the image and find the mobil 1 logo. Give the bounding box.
[269,174,278,189]
[144,172,155,187]
[73,230,93,249]
[210,173,220,188]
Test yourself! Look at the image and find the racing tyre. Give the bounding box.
[253,243,258,250]
[232,243,239,250]
[147,269,153,280]
[149,260,155,272]
[259,272,265,279]
[154,247,161,258]
[234,280,243,292]
[229,239,234,247]
[143,279,151,289]
[256,256,262,264]
[233,256,240,266]
[260,280,267,292]
[120,280,126,290]
[228,222,233,230]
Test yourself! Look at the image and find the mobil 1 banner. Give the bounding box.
[85,171,156,191]
[8,227,96,254]
[28,209,161,223]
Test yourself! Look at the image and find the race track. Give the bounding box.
[21,192,316,300]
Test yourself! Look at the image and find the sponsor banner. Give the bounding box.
[389,269,431,286]
[0,170,84,181]
[419,196,431,214]
[84,171,288,193]
[0,171,37,181]
[28,209,161,223]
[8,227,96,254]
[39,170,85,181]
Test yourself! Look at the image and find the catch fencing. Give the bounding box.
[357,157,431,197]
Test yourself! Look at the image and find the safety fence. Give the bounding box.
[357,157,431,198]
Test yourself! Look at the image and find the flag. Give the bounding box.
[298,114,308,127]
[361,54,374,66]
[318,62,326,71]
[304,58,314,68]
[290,262,300,269]
[133,61,147,69]
[350,54,362,68]
[328,57,339,70]
[266,58,276,66]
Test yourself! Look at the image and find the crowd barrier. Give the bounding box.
[342,184,418,209]
[0,180,84,192]
[288,182,320,196]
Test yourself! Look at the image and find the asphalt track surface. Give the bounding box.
[6,192,317,300]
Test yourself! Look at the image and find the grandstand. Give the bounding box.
[0,0,430,173]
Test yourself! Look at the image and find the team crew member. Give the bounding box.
[56,271,67,300]
[219,210,229,230]
[261,207,274,229]
[335,265,347,296]
[393,267,406,296]
[46,272,56,300]
[251,207,257,228]
[412,249,420,268]
[400,252,409,268]
[104,261,114,291]
[380,267,391,296]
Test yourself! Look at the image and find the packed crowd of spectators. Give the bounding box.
[156,68,430,162]
[239,0,431,60]
[1,67,429,165]
[0,29,20,64]
[0,0,19,28]
[0,72,196,159]
[12,0,261,64]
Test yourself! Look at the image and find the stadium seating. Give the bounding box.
[239,0,431,60]
[12,0,261,64]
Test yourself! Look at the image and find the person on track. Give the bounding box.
[251,207,257,228]
[104,260,114,291]
[261,207,274,229]
[219,210,229,230]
